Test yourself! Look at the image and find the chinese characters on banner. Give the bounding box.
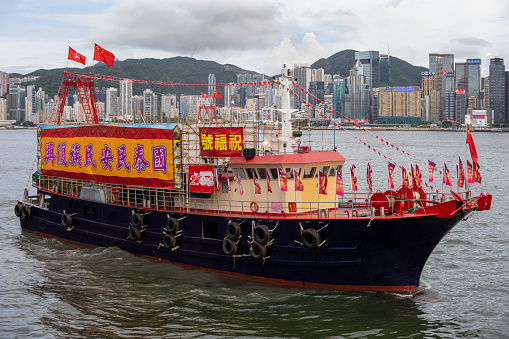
[199,127,243,157]
[189,165,215,193]
[39,125,176,188]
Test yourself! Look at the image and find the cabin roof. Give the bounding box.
[228,151,346,166]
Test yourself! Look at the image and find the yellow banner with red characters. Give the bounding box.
[38,125,180,188]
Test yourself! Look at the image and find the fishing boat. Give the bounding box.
[15,65,492,292]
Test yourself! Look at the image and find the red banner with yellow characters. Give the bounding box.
[199,127,243,157]
[39,125,177,188]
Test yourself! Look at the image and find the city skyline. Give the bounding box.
[1,0,508,76]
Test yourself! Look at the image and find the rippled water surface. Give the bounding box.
[1,128,508,338]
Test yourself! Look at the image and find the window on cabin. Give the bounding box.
[257,168,267,179]
[330,165,343,176]
[221,181,229,193]
[246,168,258,179]
[269,168,279,179]
[236,169,247,179]
[303,167,317,178]
[318,166,330,176]
[285,168,301,179]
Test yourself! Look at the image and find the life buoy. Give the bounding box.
[20,205,31,219]
[250,201,259,213]
[128,226,141,241]
[165,218,179,234]
[250,241,267,260]
[132,212,143,228]
[61,213,72,228]
[162,234,176,249]
[301,228,321,249]
[254,224,271,245]
[226,222,241,240]
[222,238,237,256]
[14,203,23,217]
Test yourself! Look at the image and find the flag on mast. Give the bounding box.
[443,162,453,186]
[318,170,328,195]
[366,163,373,193]
[428,160,436,182]
[402,166,409,187]
[68,47,86,65]
[466,124,478,163]
[253,176,261,194]
[388,162,396,189]
[93,43,115,67]
[266,168,272,193]
[293,168,304,191]
[278,169,288,192]
[335,170,344,196]
[350,164,357,191]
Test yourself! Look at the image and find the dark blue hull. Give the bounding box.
[19,191,464,292]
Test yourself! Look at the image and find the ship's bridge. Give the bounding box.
[217,151,346,214]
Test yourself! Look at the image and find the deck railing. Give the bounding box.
[33,174,470,219]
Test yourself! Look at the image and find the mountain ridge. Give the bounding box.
[11,51,428,97]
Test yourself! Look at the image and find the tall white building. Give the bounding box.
[105,87,118,121]
[161,94,178,120]
[120,79,133,120]
[293,64,311,109]
[143,89,157,121]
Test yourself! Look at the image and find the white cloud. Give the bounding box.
[264,33,325,75]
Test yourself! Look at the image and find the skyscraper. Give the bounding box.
[9,85,25,121]
[143,89,156,121]
[345,60,370,120]
[208,73,216,101]
[380,54,390,86]
[467,59,481,101]
[0,71,8,96]
[105,88,118,121]
[355,51,380,90]
[489,57,506,123]
[293,64,311,109]
[444,72,456,121]
[120,79,133,119]
[429,53,455,119]
[332,75,346,118]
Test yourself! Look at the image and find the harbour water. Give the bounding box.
[1,128,508,338]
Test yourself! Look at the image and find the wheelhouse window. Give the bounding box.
[303,167,317,178]
[318,166,330,176]
[245,168,258,179]
[235,168,247,179]
[257,168,267,179]
[269,168,279,179]
[330,165,343,176]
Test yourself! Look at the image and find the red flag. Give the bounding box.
[68,46,86,65]
[415,164,422,187]
[467,160,473,184]
[201,92,209,98]
[388,162,395,189]
[294,169,304,191]
[278,169,288,192]
[227,170,231,191]
[266,169,272,193]
[366,163,373,193]
[215,168,220,192]
[93,43,115,67]
[443,163,452,186]
[473,162,482,183]
[318,170,328,195]
[213,90,222,99]
[456,164,464,188]
[253,176,261,194]
[428,160,436,182]
[350,164,358,191]
[236,170,244,195]
[402,166,409,187]
[458,157,465,186]
[335,170,344,196]
[466,124,478,163]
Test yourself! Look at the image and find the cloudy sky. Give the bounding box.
[1,0,508,76]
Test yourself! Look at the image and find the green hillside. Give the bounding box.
[13,51,428,101]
